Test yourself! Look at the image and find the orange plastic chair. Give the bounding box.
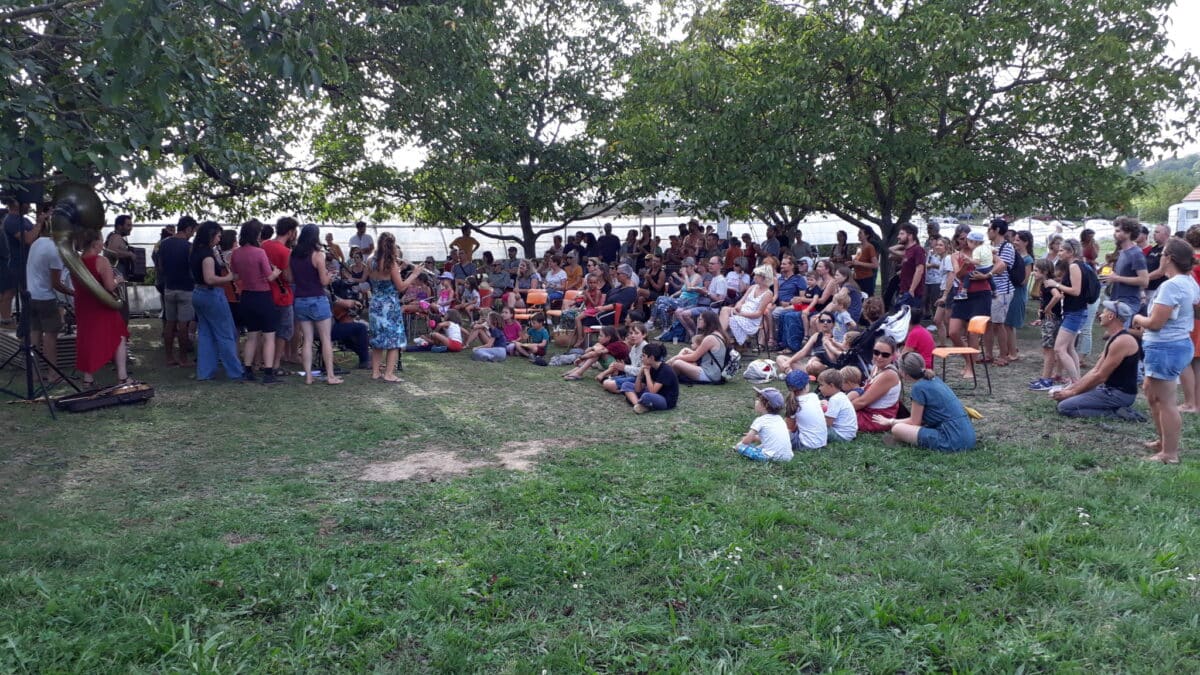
[514,289,548,322]
[931,315,991,393]
[544,289,581,323]
[584,303,623,347]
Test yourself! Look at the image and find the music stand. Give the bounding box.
[0,217,81,418]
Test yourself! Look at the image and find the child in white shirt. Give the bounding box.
[735,387,793,462]
[817,368,858,441]
[784,370,828,451]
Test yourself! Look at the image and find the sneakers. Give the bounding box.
[1028,378,1054,391]
[242,368,257,383]
[633,403,649,414]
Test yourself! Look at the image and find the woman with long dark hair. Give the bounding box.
[667,309,728,384]
[368,233,424,382]
[291,224,341,385]
[229,221,282,383]
[1133,237,1199,464]
[190,221,245,381]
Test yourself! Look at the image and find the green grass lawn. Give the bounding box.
[1,322,1198,672]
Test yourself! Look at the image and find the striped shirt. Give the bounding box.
[993,241,1016,295]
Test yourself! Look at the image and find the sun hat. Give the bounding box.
[784,370,810,391]
[967,232,985,242]
[753,386,785,411]
[439,271,454,280]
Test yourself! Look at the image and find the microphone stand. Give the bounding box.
[0,227,82,418]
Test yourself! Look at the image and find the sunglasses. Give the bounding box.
[818,318,833,324]
[873,349,893,357]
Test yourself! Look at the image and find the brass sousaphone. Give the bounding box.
[50,182,122,310]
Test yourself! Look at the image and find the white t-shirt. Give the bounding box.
[751,414,793,461]
[349,233,374,253]
[544,269,567,291]
[445,323,463,343]
[824,391,858,441]
[26,237,64,301]
[791,392,828,450]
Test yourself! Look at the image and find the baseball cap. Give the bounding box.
[784,370,810,391]
[967,231,985,242]
[1102,300,1133,322]
[753,386,785,411]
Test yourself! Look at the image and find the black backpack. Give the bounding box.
[1078,261,1101,304]
[1006,243,1027,287]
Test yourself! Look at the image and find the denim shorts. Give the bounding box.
[1059,309,1088,334]
[294,295,332,323]
[1143,338,1193,383]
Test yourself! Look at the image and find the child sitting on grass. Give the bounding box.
[563,325,628,380]
[456,277,482,316]
[840,365,864,398]
[817,368,858,441]
[422,308,465,352]
[784,370,827,451]
[499,306,522,354]
[598,322,646,385]
[470,311,508,362]
[513,313,550,360]
[626,342,679,413]
[734,387,793,462]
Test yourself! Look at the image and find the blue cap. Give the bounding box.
[785,370,810,390]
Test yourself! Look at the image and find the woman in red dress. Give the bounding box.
[72,230,130,386]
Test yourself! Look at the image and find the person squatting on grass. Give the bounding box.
[783,370,827,451]
[1132,237,1200,465]
[1051,301,1141,419]
[734,386,793,462]
[874,352,977,452]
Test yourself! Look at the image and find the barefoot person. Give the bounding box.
[291,224,342,385]
[1132,238,1200,464]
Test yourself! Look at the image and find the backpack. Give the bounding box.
[1078,260,1101,304]
[703,337,740,384]
[1007,245,1027,287]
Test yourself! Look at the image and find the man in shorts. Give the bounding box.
[263,217,299,371]
[985,218,1016,364]
[25,224,72,371]
[157,216,197,367]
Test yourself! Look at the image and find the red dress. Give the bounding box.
[73,254,130,374]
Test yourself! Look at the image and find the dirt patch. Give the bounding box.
[358,439,581,482]
[222,533,262,547]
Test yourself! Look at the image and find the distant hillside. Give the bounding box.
[1131,154,1200,221]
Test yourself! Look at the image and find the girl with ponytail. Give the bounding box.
[871,352,976,452]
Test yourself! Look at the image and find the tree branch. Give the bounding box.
[0,0,101,22]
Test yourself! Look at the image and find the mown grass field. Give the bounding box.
[1,320,1198,672]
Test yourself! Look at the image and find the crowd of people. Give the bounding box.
[6,199,1197,463]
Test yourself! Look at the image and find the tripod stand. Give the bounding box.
[0,242,81,418]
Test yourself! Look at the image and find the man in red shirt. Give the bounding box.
[891,223,926,310]
[262,217,298,371]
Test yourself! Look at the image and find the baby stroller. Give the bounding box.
[833,304,912,374]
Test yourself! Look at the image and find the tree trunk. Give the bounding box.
[519,203,537,258]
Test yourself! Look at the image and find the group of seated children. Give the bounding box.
[558,322,681,414]
[413,306,551,363]
[734,368,860,462]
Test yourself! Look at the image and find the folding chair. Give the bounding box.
[931,315,990,393]
[583,303,623,346]
[544,289,580,327]
[514,290,548,322]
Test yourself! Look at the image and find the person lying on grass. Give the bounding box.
[783,370,827,451]
[599,322,646,386]
[512,312,550,360]
[622,342,679,414]
[735,386,793,462]
[563,325,628,380]
[873,352,976,452]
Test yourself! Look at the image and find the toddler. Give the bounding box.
[829,290,855,344]
[840,365,864,399]
[436,274,455,315]
[784,370,827,451]
[735,387,793,462]
[817,368,858,441]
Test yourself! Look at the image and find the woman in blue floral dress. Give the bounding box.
[368,233,425,382]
